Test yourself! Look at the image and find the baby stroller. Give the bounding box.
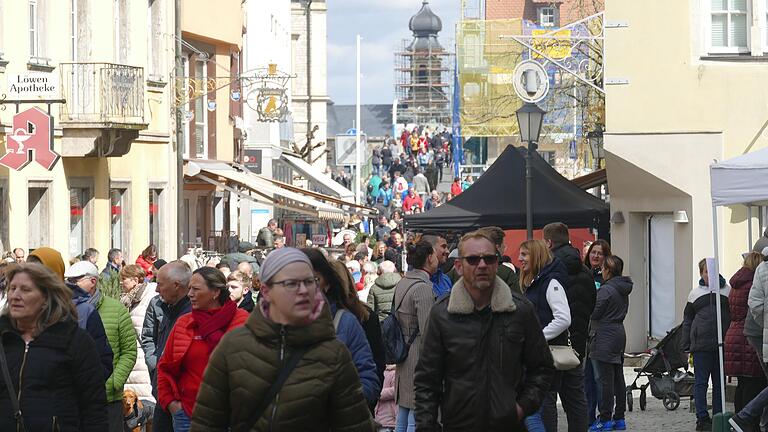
[625,324,695,411]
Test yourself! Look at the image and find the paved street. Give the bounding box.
[556,367,734,431]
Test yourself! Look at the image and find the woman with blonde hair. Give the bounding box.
[0,263,108,430]
[518,239,572,432]
[119,264,157,402]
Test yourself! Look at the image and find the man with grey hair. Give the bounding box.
[141,260,192,431]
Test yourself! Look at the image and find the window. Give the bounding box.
[194,59,208,158]
[70,0,76,61]
[148,0,163,79]
[149,187,164,254]
[29,0,38,57]
[538,150,556,166]
[710,0,749,52]
[69,187,91,259]
[28,182,50,250]
[539,6,557,27]
[110,186,130,255]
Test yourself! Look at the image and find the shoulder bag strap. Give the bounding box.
[0,339,26,432]
[332,309,344,331]
[242,347,309,432]
[389,280,422,316]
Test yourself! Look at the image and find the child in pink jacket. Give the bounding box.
[375,364,397,431]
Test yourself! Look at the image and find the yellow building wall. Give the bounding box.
[606,0,768,276]
[0,0,176,267]
[182,0,243,48]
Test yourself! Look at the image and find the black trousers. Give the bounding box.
[153,406,173,432]
[593,359,626,422]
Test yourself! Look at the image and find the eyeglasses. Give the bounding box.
[459,255,499,266]
[269,277,318,291]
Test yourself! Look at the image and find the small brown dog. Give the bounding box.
[122,389,154,432]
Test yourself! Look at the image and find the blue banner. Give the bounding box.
[451,55,462,179]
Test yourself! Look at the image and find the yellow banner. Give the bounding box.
[531,29,573,60]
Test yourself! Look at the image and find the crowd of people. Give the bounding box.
[9,221,768,431]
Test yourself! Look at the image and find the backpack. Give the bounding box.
[381,281,420,364]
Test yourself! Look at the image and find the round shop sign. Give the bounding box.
[512,60,550,104]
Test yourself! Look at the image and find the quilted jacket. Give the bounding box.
[124,283,158,401]
[726,267,764,377]
[191,304,376,432]
[94,290,138,402]
[157,307,248,416]
[366,272,402,322]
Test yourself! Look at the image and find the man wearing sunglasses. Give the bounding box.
[415,230,555,432]
[447,226,521,295]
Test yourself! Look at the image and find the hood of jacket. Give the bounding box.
[374,272,401,289]
[67,282,91,305]
[604,276,633,296]
[29,247,65,281]
[730,267,755,291]
[552,244,583,275]
[245,301,337,348]
[531,257,569,290]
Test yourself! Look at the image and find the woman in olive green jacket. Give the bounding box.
[192,247,374,432]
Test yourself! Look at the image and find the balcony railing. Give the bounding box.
[60,62,144,124]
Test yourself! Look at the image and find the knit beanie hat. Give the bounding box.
[28,247,65,281]
[259,247,313,284]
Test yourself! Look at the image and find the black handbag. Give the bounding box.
[0,340,26,431]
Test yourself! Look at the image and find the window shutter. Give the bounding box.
[731,12,748,47]
[207,59,217,161]
[711,14,727,47]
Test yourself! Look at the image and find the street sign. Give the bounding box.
[0,107,59,171]
[6,72,60,99]
[243,149,262,174]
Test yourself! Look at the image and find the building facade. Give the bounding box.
[604,0,768,351]
[0,0,177,266]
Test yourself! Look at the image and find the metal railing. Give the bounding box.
[60,62,144,124]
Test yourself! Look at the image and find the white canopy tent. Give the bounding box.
[709,147,768,412]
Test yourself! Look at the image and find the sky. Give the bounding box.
[326,0,460,105]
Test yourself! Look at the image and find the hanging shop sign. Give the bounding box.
[6,72,60,99]
[243,148,262,174]
[0,106,59,171]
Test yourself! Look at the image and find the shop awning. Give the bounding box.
[280,154,356,200]
[571,168,607,190]
[259,174,378,216]
[186,160,344,221]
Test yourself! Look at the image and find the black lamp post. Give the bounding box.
[587,126,605,170]
[516,102,546,240]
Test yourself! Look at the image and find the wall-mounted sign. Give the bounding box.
[243,149,262,174]
[247,87,288,123]
[7,72,60,99]
[0,107,59,171]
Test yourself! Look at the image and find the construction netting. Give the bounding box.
[456,18,525,137]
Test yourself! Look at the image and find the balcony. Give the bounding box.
[59,63,148,157]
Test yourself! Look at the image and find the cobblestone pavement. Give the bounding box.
[556,367,733,431]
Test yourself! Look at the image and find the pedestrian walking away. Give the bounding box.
[588,255,632,432]
[414,230,555,432]
[191,247,376,431]
[394,239,439,432]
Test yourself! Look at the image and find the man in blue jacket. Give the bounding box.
[423,234,451,298]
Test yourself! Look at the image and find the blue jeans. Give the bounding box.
[395,406,415,432]
[693,351,722,420]
[585,358,601,425]
[524,408,547,432]
[171,409,191,432]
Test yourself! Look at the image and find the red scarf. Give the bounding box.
[192,300,237,352]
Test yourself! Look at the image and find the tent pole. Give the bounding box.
[711,204,727,412]
[748,205,753,249]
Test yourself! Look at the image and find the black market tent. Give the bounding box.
[404,145,610,235]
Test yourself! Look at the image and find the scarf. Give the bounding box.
[87,288,102,308]
[192,300,238,352]
[698,274,727,289]
[120,283,147,309]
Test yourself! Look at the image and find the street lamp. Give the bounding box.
[587,126,605,170]
[516,102,546,240]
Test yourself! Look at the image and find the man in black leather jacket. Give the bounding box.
[415,231,555,432]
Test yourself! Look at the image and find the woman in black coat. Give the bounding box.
[0,263,107,431]
[588,255,632,431]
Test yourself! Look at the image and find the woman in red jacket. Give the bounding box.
[157,266,249,432]
[725,252,767,424]
[135,244,158,279]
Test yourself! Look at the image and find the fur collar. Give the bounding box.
[448,276,517,314]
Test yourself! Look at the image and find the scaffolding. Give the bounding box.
[393,38,454,126]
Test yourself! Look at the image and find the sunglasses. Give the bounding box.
[459,255,499,266]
